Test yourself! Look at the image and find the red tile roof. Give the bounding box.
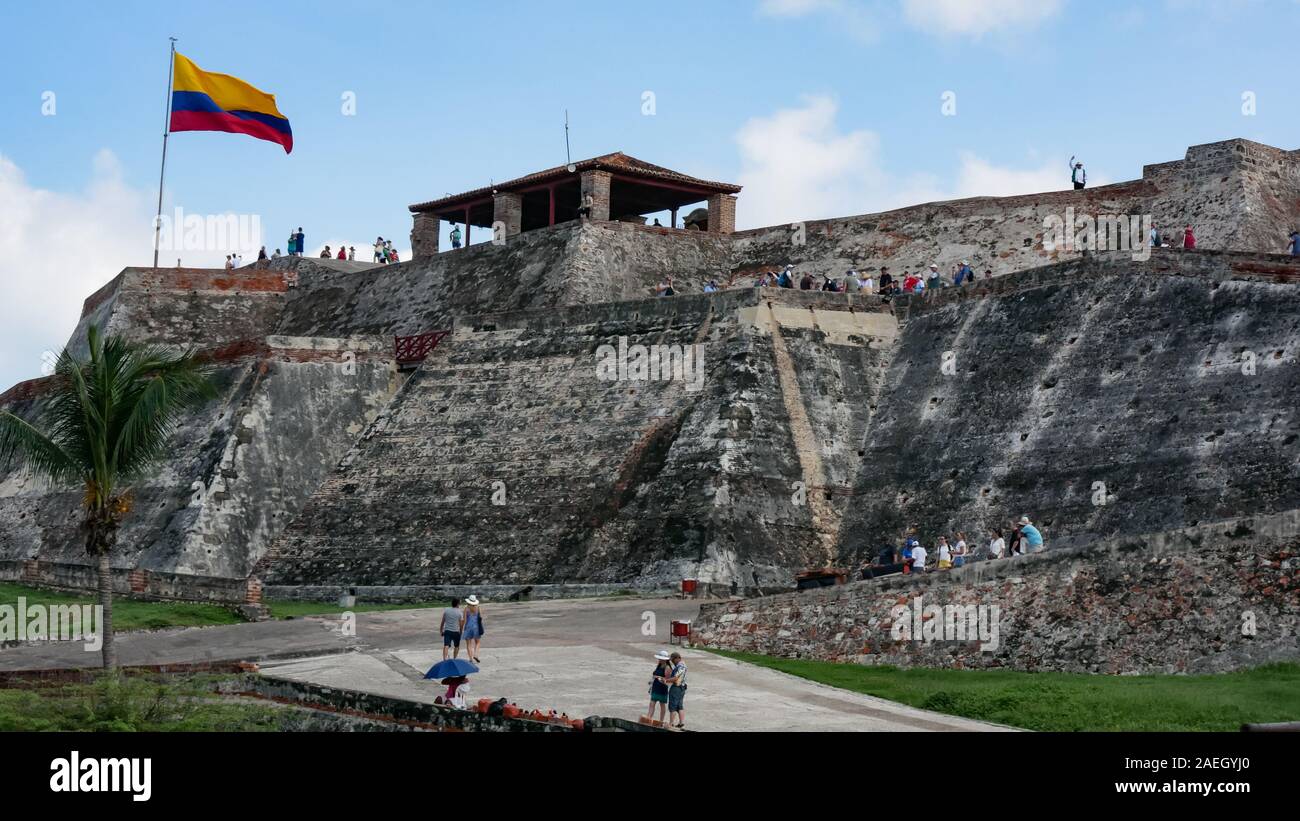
[409,152,741,213]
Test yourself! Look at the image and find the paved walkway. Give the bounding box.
[0,597,1009,732]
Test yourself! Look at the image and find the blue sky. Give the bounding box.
[1,0,1297,390]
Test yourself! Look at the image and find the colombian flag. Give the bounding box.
[169,53,293,153]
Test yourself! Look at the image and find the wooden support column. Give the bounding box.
[548,184,556,226]
[464,206,471,246]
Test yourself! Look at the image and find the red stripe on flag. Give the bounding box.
[170,110,293,154]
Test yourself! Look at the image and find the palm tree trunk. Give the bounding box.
[97,553,116,669]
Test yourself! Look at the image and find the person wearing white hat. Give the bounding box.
[462,595,485,663]
[646,649,672,724]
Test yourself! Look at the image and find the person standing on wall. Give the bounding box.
[926,264,941,298]
[910,540,928,573]
[1287,229,1299,256]
[936,535,952,570]
[450,224,463,249]
[988,528,1006,560]
[1183,225,1196,250]
[462,595,484,663]
[1070,156,1087,190]
[952,532,968,567]
[294,227,305,257]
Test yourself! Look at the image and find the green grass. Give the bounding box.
[0,671,286,732]
[0,583,450,631]
[705,650,1300,732]
[265,598,450,619]
[0,583,245,632]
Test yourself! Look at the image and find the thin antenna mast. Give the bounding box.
[565,110,574,171]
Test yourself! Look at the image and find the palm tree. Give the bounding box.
[0,326,215,669]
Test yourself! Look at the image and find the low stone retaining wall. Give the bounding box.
[246,676,659,733]
[693,511,1300,674]
[0,559,262,613]
[260,582,674,603]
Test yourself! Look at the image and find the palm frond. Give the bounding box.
[106,342,217,479]
[0,411,79,484]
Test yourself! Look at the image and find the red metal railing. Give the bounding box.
[395,330,452,367]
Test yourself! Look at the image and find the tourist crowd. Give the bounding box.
[862,515,1046,578]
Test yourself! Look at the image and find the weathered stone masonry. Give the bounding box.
[693,510,1300,675]
[3,138,1299,614]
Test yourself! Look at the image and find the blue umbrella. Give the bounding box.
[424,658,479,679]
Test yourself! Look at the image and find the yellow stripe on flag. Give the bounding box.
[171,52,286,120]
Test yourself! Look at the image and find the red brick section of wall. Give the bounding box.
[245,577,263,604]
[131,267,288,294]
[21,560,39,583]
[128,569,148,594]
[0,377,56,407]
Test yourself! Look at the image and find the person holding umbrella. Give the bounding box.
[462,595,485,664]
[424,657,479,709]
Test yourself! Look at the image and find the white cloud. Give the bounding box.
[758,0,841,15]
[756,0,880,42]
[951,151,1100,198]
[734,95,1104,229]
[736,95,883,227]
[0,150,151,391]
[900,0,1064,37]
[760,0,1064,38]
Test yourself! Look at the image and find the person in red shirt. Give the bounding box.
[1183,225,1196,249]
[336,246,346,260]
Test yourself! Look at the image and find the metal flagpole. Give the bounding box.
[152,37,177,269]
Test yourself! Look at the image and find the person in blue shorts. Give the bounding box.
[666,652,688,730]
[440,598,465,660]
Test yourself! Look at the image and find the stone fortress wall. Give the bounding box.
[691,509,1300,675]
[1,138,1297,613]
